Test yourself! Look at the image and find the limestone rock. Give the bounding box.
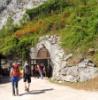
[30,35,98,82]
[0,0,47,29]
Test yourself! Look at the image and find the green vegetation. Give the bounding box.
[0,0,98,64]
[26,0,68,19]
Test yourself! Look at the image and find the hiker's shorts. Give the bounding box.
[23,74,31,83]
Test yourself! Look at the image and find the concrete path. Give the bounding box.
[0,78,98,100]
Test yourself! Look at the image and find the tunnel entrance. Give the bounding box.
[0,54,8,77]
[31,46,53,78]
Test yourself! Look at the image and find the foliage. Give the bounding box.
[26,0,68,19]
[16,34,39,60]
[0,0,98,64]
[0,35,18,55]
[61,0,98,52]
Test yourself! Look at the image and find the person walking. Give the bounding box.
[36,64,43,79]
[10,63,21,96]
[23,61,31,92]
[40,63,46,77]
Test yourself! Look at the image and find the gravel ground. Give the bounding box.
[0,77,98,100]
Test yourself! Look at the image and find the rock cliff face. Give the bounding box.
[30,35,98,82]
[0,0,46,29]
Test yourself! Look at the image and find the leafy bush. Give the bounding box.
[26,0,68,19]
[0,0,98,64]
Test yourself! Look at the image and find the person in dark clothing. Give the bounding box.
[23,61,31,92]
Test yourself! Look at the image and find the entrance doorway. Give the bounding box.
[31,46,53,78]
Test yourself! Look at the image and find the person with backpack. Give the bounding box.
[10,63,21,96]
[23,61,31,92]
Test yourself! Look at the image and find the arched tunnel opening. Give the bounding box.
[31,45,53,78]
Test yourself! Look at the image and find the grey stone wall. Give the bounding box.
[30,35,98,82]
[0,0,47,29]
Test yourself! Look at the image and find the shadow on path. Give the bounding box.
[20,88,54,96]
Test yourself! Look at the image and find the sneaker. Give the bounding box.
[27,88,29,92]
[16,92,19,96]
[16,89,19,96]
[25,87,27,91]
[12,94,15,96]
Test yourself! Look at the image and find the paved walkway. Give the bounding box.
[0,78,98,100]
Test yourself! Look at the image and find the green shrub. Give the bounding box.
[26,0,68,19]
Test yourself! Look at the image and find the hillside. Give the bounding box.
[0,0,46,29]
[0,0,98,65]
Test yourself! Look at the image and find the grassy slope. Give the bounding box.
[0,0,98,63]
[20,0,98,65]
[50,76,98,91]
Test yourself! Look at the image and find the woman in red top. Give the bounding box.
[10,63,21,96]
